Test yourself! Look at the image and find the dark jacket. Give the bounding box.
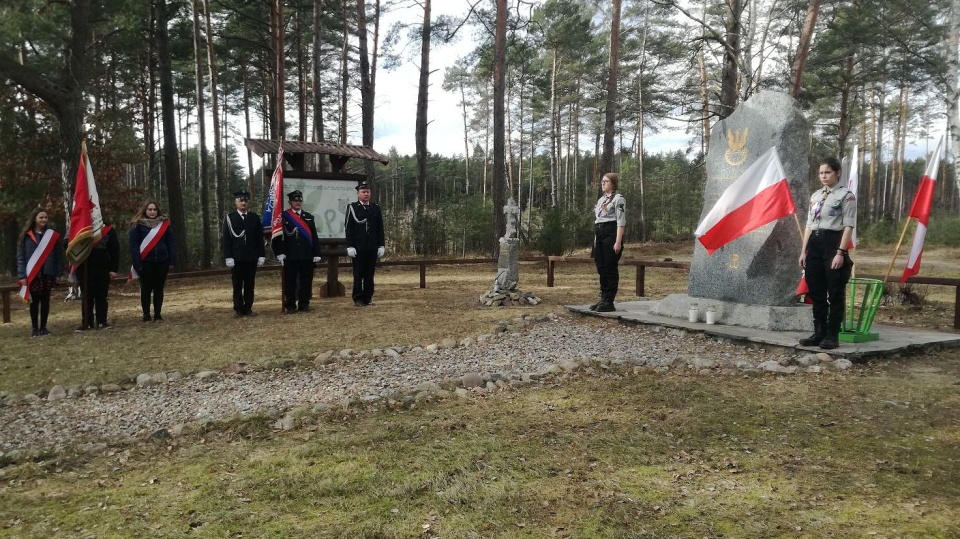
[344,202,385,251]
[17,227,64,279]
[129,221,176,271]
[271,210,321,260]
[82,226,121,273]
[222,211,265,262]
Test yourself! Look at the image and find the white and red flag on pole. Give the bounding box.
[900,136,943,284]
[65,141,105,267]
[261,148,284,240]
[695,146,796,255]
[845,145,860,249]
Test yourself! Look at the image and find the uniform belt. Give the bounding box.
[596,221,617,228]
[811,229,841,236]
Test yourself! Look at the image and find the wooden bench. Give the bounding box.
[545,256,690,297]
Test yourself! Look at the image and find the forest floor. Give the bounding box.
[0,242,958,537]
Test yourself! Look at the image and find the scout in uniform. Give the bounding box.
[272,190,322,313]
[223,190,265,317]
[591,173,626,312]
[344,180,385,307]
[798,157,856,350]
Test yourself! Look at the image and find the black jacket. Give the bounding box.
[271,210,320,260]
[129,221,176,270]
[222,211,265,262]
[344,202,384,251]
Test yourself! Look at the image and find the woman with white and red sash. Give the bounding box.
[16,208,64,337]
[129,200,176,321]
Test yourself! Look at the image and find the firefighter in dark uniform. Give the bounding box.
[76,223,120,330]
[272,190,321,313]
[591,173,626,312]
[798,157,856,350]
[345,180,385,307]
[222,190,265,317]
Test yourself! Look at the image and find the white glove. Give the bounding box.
[257,257,265,267]
[377,246,385,258]
[277,254,286,266]
[225,258,235,268]
[312,256,322,263]
[347,247,357,258]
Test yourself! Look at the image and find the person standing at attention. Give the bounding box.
[129,200,176,321]
[591,172,626,313]
[76,219,120,331]
[272,190,321,314]
[345,180,385,307]
[16,208,64,337]
[223,190,265,317]
[798,157,856,350]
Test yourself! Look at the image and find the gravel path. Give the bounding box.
[0,316,801,453]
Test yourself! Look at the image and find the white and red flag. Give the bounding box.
[845,145,860,249]
[900,136,944,284]
[695,146,796,255]
[65,142,105,267]
[261,148,284,240]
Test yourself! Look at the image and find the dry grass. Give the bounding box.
[1,352,959,537]
[2,243,959,537]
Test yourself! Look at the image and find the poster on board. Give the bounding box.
[282,176,358,239]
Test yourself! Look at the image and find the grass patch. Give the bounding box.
[2,354,959,537]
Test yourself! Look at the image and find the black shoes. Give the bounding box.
[298,305,311,313]
[594,302,616,313]
[143,313,152,322]
[153,314,164,321]
[38,327,50,337]
[285,308,297,314]
[798,332,824,346]
[354,301,367,307]
[31,328,40,338]
[819,337,839,350]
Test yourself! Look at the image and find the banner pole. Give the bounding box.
[882,217,913,285]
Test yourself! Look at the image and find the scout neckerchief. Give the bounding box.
[129,219,170,281]
[810,187,831,225]
[19,229,61,302]
[283,209,314,247]
[596,193,615,218]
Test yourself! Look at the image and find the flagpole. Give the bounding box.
[277,140,285,313]
[882,217,914,284]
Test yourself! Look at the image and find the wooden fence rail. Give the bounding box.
[4,258,959,329]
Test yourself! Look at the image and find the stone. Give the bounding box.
[832,358,853,370]
[151,372,169,384]
[67,387,83,399]
[493,237,520,293]
[462,372,485,388]
[796,354,820,367]
[454,388,470,398]
[460,337,475,348]
[385,348,401,358]
[101,383,122,393]
[315,351,336,365]
[339,349,354,360]
[276,416,296,431]
[425,344,439,353]
[47,385,67,402]
[441,338,457,349]
[195,371,218,380]
[688,91,810,307]
[816,352,834,363]
[23,394,41,404]
[136,374,157,387]
[688,357,717,370]
[167,371,183,382]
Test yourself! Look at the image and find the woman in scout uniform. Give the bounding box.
[591,172,626,312]
[129,200,176,321]
[16,208,64,337]
[798,157,856,350]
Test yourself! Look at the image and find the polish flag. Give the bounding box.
[845,145,860,249]
[65,142,105,266]
[900,136,943,284]
[695,146,796,255]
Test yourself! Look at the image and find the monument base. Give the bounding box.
[650,294,813,332]
[839,331,880,343]
[479,289,541,307]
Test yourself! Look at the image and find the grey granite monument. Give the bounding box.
[651,91,812,330]
[480,198,541,306]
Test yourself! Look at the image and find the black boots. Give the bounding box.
[799,323,839,349]
[591,292,616,312]
[799,323,825,346]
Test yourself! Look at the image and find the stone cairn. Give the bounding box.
[479,198,541,307]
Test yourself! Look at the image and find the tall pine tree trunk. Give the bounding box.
[414,0,432,214]
[192,0,211,268]
[492,0,507,255]
[600,0,621,175]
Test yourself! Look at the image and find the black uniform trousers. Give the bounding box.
[804,229,852,336]
[593,221,622,302]
[231,260,258,314]
[352,250,378,304]
[139,261,169,316]
[283,259,314,310]
[79,262,111,327]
